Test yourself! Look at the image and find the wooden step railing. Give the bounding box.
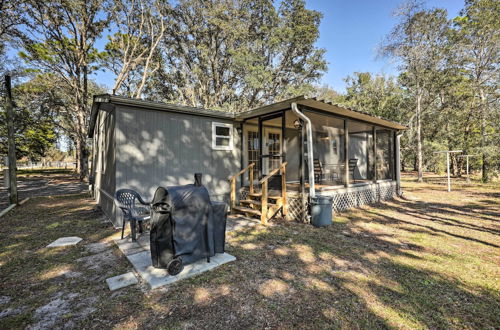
[259,162,287,225]
[229,163,254,210]
[229,162,287,225]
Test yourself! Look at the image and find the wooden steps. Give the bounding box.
[247,192,282,200]
[240,199,261,207]
[229,162,288,225]
[233,192,284,223]
[231,206,261,216]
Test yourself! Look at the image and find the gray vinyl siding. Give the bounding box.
[93,109,116,223]
[114,105,240,225]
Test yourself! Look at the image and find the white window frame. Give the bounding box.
[212,122,233,151]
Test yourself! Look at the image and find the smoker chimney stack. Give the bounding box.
[194,173,202,186]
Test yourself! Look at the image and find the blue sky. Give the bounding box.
[11,0,465,93]
[308,0,465,92]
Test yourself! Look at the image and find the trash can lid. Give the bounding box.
[311,195,333,204]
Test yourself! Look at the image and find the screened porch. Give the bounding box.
[240,108,397,191]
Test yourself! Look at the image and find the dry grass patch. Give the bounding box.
[0,174,499,329]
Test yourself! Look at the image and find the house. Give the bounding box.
[88,94,407,227]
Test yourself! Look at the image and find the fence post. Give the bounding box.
[5,75,18,205]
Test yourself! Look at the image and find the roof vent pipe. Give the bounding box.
[291,102,315,198]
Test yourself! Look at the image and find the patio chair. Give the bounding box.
[313,159,324,183]
[348,158,358,183]
[115,189,151,242]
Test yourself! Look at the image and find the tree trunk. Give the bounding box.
[479,88,489,183]
[5,75,18,205]
[76,135,89,181]
[75,138,80,174]
[416,92,423,182]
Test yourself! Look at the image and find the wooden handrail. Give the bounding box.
[229,163,255,209]
[259,162,287,184]
[230,161,287,225]
[260,162,287,224]
[229,163,255,181]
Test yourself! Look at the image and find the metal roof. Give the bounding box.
[236,96,408,130]
[88,94,407,137]
[88,94,234,137]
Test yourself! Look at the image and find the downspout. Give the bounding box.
[395,131,403,196]
[291,103,315,198]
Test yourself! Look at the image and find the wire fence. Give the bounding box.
[0,161,76,171]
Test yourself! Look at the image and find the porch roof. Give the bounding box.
[236,96,408,130]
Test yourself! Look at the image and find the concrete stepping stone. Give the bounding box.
[47,237,82,248]
[106,272,139,291]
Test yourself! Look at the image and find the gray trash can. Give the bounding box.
[310,196,333,227]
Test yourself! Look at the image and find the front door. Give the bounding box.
[245,127,282,177]
[263,127,282,175]
[246,128,260,179]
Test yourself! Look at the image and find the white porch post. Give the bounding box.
[396,132,402,196]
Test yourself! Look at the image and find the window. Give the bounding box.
[212,122,233,150]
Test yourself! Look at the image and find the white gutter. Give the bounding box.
[395,131,403,196]
[291,102,316,198]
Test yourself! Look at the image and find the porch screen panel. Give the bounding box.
[347,121,375,183]
[376,128,394,180]
[304,111,345,185]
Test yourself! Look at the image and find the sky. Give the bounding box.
[307,0,465,92]
[9,0,465,94]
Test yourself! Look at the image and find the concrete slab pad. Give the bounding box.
[47,236,82,248]
[126,251,236,289]
[106,272,138,291]
[136,235,151,250]
[114,237,148,256]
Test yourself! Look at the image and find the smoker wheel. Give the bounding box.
[167,258,184,276]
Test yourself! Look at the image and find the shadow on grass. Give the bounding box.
[1,190,499,328]
[0,193,138,328]
[363,197,500,248]
[120,216,500,329]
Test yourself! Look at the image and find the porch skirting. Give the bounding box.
[239,180,397,222]
[292,181,398,221]
[317,180,397,212]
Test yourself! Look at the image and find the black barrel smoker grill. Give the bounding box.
[149,174,228,275]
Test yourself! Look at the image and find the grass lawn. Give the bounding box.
[0,174,498,329]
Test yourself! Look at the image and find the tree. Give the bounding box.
[18,0,110,180]
[145,0,326,111]
[340,72,410,123]
[310,84,341,102]
[0,0,25,78]
[453,0,499,182]
[0,0,23,53]
[335,72,417,170]
[102,0,169,97]
[0,75,58,160]
[381,1,450,182]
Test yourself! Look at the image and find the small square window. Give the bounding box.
[212,122,233,150]
[216,137,230,146]
[215,126,230,136]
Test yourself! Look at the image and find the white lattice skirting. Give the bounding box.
[285,181,398,222]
